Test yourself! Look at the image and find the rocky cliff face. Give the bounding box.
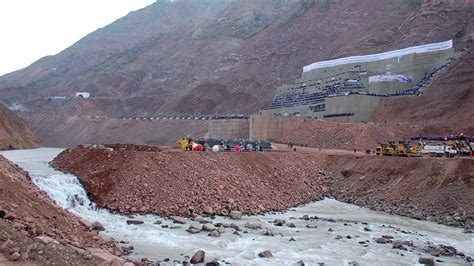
[1,0,472,117]
[0,103,37,150]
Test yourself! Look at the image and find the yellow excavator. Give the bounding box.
[175,137,208,151]
[175,137,195,151]
[376,141,422,157]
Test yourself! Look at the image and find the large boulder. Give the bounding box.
[203,206,213,215]
[187,224,202,234]
[229,211,242,220]
[273,219,286,226]
[244,222,261,230]
[419,257,435,266]
[190,250,205,264]
[208,230,221,237]
[126,220,144,225]
[91,221,105,231]
[171,216,187,224]
[203,223,216,232]
[86,248,125,265]
[258,250,273,258]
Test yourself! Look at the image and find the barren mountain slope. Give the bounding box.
[1,0,472,117]
[0,103,37,150]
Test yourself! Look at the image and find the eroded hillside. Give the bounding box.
[1,0,472,117]
[0,103,37,150]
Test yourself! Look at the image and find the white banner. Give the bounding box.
[369,74,413,83]
[303,40,453,72]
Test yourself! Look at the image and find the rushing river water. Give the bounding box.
[1,148,473,265]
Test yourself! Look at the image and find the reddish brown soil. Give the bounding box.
[0,104,37,150]
[52,145,473,229]
[0,155,127,264]
[51,144,329,216]
[327,155,474,228]
[275,118,413,150]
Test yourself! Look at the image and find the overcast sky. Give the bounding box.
[0,0,154,76]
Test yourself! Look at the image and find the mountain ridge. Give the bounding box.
[0,0,473,142]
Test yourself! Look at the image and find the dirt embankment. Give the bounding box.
[327,156,474,228]
[0,104,37,150]
[52,145,473,229]
[51,144,329,216]
[275,119,413,150]
[0,155,129,264]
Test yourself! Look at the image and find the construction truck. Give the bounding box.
[421,145,456,157]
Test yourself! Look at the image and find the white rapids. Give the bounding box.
[1,148,473,265]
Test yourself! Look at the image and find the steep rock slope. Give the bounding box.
[1,0,472,117]
[0,103,37,150]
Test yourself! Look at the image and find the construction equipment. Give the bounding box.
[375,143,395,156]
[375,144,390,155]
[376,135,474,158]
[421,145,457,157]
[395,141,408,156]
[376,141,422,157]
[407,144,423,157]
[175,137,273,152]
[195,138,208,151]
[175,137,195,151]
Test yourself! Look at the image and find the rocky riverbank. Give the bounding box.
[0,155,130,264]
[52,144,473,229]
[327,155,474,229]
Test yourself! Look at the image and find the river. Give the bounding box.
[1,148,472,265]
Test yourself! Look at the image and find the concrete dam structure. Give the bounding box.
[207,41,455,140]
[260,40,454,123]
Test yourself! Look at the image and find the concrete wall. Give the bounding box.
[324,95,381,123]
[207,119,250,140]
[250,115,310,141]
[260,94,380,123]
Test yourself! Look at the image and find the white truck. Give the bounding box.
[421,145,457,157]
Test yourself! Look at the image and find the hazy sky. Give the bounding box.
[0,0,155,76]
